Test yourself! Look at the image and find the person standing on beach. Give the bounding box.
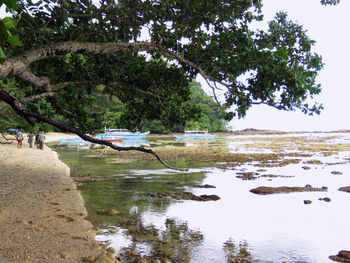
[27,133,35,148]
[16,129,23,148]
[38,131,46,150]
[35,131,40,149]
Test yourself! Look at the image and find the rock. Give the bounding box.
[199,194,220,201]
[304,200,312,204]
[96,209,107,215]
[107,247,116,254]
[107,209,120,216]
[250,186,327,195]
[193,184,216,188]
[94,227,102,233]
[236,172,258,180]
[331,171,343,175]
[91,243,104,251]
[82,255,96,262]
[329,250,350,262]
[339,186,350,193]
[96,209,120,216]
[59,252,71,258]
[95,252,119,263]
[148,191,220,201]
[305,159,322,164]
[108,228,117,234]
[302,166,311,170]
[319,197,331,202]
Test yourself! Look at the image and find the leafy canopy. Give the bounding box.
[0,0,333,166]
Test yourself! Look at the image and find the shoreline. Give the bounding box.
[0,134,118,262]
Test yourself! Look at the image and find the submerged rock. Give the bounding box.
[236,172,258,180]
[329,250,350,262]
[331,171,343,175]
[250,186,327,195]
[319,197,331,202]
[302,166,311,170]
[193,184,216,188]
[107,209,120,216]
[148,191,220,201]
[96,209,120,216]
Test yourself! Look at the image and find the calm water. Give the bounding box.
[53,133,350,263]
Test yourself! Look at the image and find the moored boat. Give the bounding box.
[174,130,216,140]
[60,135,125,145]
[101,136,125,142]
[97,128,150,140]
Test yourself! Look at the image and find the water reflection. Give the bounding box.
[223,239,254,263]
[117,215,204,263]
[58,138,150,148]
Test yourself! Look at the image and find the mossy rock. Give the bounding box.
[250,186,327,195]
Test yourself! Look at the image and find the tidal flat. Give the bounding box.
[54,130,350,263]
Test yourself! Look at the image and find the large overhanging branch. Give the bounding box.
[0,89,188,172]
[0,41,236,96]
[0,89,35,125]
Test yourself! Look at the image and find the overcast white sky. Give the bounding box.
[220,0,350,132]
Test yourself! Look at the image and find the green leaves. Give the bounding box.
[7,33,21,46]
[0,15,22,62]
[2,17,18,29]
[0,0,18,10]
[320,0,341,5]
[0,21,8,44]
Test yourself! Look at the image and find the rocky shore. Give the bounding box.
[0,134,118,263]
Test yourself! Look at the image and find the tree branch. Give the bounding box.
[20,92,56,103]
[0,41,235,97]
[16,69,51,91]
[0,90,35,125]
[0,89,188,171]
[1,133,14,144]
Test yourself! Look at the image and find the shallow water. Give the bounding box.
[54,132,350,263]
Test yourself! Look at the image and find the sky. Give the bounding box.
[199,0,350,132]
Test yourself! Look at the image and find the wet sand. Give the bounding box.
[0,134,117,263]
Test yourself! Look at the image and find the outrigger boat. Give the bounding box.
[174,130,216,140]
[100,136,126,142]
[59,138,86,144]
[60,135,125,144]
[97,128,150,140]
[59,138,92,148]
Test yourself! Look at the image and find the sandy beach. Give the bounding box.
[0,133,118,263]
